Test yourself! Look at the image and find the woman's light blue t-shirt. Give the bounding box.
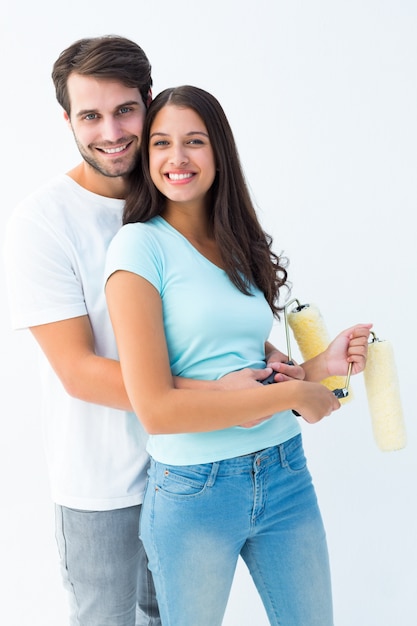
[105,216,300,464]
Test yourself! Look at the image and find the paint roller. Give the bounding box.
[262,299,351,418]
[284,299,406,451]
[285,299,352,403]
[363,331,406,451]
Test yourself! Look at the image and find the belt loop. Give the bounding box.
[207,462,219,487]
[277,442,286,467]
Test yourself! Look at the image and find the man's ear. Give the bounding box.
[63,110,72,129]
[146,89,153,108]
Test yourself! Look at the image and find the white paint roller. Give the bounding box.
[363,332,406,451]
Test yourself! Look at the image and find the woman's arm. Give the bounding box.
[105,270,340,433]
[29,303,276,412]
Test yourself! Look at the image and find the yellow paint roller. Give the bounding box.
[284,299,352,404]
[363,331,406,451]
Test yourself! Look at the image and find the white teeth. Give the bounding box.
[168,172,193,180]
[102,145,127,154]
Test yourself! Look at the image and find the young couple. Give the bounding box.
[4,35,371,626]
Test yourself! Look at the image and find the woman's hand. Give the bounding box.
[293,380,341,424]
[303,323,373,382]
[324,323,373,377]
[244,379,341,427]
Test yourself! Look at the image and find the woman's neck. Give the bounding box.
[162,203,224,269]
[162,201,211,241]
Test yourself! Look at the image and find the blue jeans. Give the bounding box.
[140,434,333,626]
[55,504,161,626]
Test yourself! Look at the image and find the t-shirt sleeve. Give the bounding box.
[3,206,87,330]
[105,223,163,294]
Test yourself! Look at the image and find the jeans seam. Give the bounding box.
[56,505,82,625]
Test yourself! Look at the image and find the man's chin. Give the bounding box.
[91,162,135,179]
[81,152,137,179]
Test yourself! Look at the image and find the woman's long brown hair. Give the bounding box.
[124,85,289,317]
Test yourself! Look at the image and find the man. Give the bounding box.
[5,36,159,626]
[4,35,291,625]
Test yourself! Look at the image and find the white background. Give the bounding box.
[1,1,416,624]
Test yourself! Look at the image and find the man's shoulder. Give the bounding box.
[13,174,75,215]
[11,174,119,226]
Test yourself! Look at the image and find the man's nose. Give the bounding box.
[100,116,125,142]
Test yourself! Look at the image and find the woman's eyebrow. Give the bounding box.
[150,131,209,139]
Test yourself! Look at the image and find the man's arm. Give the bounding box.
[30,316,132,410]
[30,316,275,410]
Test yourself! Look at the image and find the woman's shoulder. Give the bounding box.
[109,218,169,263]
[120,216,164,235]
[106,218,165,281]
[115,217,160,241]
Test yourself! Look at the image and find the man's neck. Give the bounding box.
[67,163,127,200]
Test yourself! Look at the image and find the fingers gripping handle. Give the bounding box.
[261,361,300,416]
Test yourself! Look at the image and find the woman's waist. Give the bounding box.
[147,412,301,466]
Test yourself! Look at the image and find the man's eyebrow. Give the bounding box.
[149,131,209,139]
[75,100,142,118]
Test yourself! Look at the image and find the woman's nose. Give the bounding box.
[168,145,189,166]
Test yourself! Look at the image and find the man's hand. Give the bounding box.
[266,347,306,383]
[218,367,274,390]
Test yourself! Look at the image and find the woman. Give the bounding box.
[105,85,371,626]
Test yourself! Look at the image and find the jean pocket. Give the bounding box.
[280,435,307,474]
[156,463,213,500]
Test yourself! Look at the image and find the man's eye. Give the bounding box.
[84,113,98,121]
[119,107,132,114]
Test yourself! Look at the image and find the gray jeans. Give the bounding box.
[55,504,161,626]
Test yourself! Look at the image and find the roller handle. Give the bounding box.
[261,371,279,385]
[333,387,349,399]
[332,362,352,399]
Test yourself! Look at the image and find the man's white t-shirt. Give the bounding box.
[4,174,149,511]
